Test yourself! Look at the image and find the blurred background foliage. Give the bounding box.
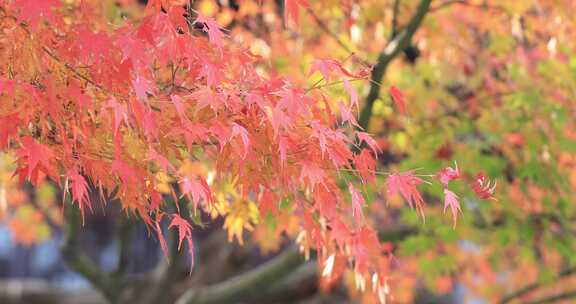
[1,0,575,303]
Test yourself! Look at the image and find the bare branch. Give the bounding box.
[527,290,576,304]
[358,0,432,130]
[430,0,509,14]
[499,267,576,304]
[175,245,303,304]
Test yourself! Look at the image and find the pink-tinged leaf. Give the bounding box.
[299,161,326,190]
[154,217,169,259]
[191,87,220,112]
[339,100,361,128]
[168,214,195,271]
[148,148,175,173]
[284,0,310,26]
[343,79,359,111]
[149,190,163,212]
[179,177,212,210]
[199,61,223,87]
[67,81,92,109]
[354,149,376,184]
[167,6,188,33]
[195,14,225,49]
[348,183,365,220]
[330,219,352,249]
[132,75,154,102]
[271,107,291,138]
[470,172,497,200]
[107,97,129,137]
[278,135,288,168]
[309,59,358,81]
[170,95,188,122]
[16,136,54,183]
[66,168,92,221]
[111,158,138,186]
[443,189,461,227]
[140,108,158,140]
[314,187,337,220]
[356,132,382,156]
[0,114,20,149]
[389,85,406,114]
[386,171,425,218]
[437,163,460,188]
[72,27,113,62]
[12,0,62,29]
[310,120,330,158]
[231,123,250,158]
[309,59,335,80]
[258,189,279,216]
[0,78,17,96]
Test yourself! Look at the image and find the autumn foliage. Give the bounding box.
[0,0,575,303]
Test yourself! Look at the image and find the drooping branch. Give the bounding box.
[498,267,576,304]
[175,246,303,304]
[358,0,432,130]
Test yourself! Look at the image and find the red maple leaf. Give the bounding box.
[389,85,406,114]
[195,14,225,50]
[231,123,251,159]
[284,0,310,26]
[348,183,365,221]
[354,149,376,184]
[437,163,460,188]
[470,172,497,200]
[0,114,20,149]
[179,177,212,210]
[12,0,62,29]
[16,136,55,184]
[66,168,92,221]
[168,214,195,271]
[443,189,461,228]
[309,59,359,81]
[356,132,382,156]
[299,161,326,190]
[385,171,425,218]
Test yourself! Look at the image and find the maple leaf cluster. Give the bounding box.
[0,0,497,301]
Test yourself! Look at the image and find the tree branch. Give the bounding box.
[0,279,105,304]
[358,0,431,130]
[175,245,303,304]
[115,217,134,276]
[391,0,401,37]
[429,0,509,13]
[498,267,576,304]
[304,7,369,66]
[527,290,576,304]
[61,204,124,303]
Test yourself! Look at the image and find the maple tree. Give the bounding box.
[0,0,575,304]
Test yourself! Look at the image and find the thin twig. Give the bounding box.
[41,46,105,91]
[430,0,509,14]
[305,7,369,66]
